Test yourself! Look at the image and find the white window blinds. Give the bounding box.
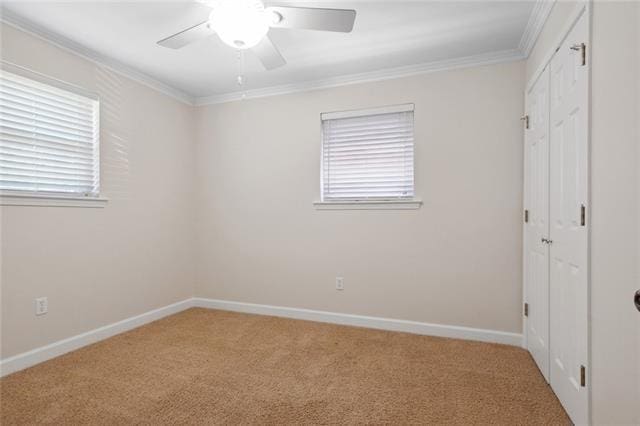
[0,70,100,196]
[321,104,414,201]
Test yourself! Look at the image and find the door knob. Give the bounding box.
[635,290,640,312]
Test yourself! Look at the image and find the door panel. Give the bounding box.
[549,11,589,425]
[524,67,550,381]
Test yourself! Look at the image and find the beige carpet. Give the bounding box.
[1,308,570,425]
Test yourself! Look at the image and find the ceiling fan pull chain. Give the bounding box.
[237,49,248,99]
[236,49,244,86]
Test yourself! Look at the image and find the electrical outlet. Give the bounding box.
[35,297,48,316]
[335,277,344,291]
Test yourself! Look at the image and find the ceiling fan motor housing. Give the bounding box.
[208,0,271,50]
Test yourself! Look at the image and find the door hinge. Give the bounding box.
[524,209,529,223]
[571,43,587,66]
[580,204,586,226]
[524,303,529,317]
[580,365,586,387]
[521,115,530,129]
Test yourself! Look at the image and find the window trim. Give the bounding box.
[313,199,422,210]
[318,103,420,209]
[0,61,105,207]
[0,191,108,208]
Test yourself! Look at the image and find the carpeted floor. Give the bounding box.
[0,308,570,425]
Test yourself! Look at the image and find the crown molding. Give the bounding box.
[518,0,556,57]
[194,49,525,106]
[0,8,195,106]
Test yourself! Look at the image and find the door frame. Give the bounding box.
[522,1,592,422]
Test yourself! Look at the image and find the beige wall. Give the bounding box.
[194,61,525,333]
[590,2,640,423]
[526,1,640,423]
[0,24,196,358]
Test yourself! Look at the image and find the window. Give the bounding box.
[321,104,415,204]
[0,69,100,198]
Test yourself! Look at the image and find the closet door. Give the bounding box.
[548,11,589,425]
[524,67,550,382]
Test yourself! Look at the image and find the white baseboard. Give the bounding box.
[0,298,194,377]
[193,298,524,347]
[1,297,524,377]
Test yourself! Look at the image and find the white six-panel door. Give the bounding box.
[524,66,550,382]
[548,11,589,425]
[523,9,589,425]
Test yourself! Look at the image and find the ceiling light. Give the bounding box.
[209,0,270,50]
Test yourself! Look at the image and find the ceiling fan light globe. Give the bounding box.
[209,0,270,50]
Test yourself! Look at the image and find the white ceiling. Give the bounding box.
[1,1,536,102]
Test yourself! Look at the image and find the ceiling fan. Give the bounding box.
[157,0,356,70]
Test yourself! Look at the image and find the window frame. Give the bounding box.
[0,62,106,208]
[316,103,421,210]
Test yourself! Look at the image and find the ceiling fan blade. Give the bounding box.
[251,35,286,70]
[266,6,356,32]
[157,20,214,49]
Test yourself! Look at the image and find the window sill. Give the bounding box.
[313,199,422,210]
[0,193,108,208]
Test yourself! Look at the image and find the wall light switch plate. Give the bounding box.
[35,297,48,316]
[335,277,344,291]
